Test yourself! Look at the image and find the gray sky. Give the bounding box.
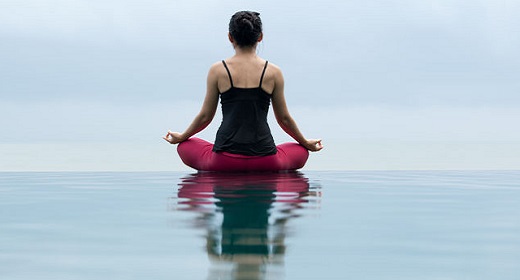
[1,0,520,171]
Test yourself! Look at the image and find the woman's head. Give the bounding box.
[228,11,263,48]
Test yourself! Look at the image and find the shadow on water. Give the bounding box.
[173,172,321,280]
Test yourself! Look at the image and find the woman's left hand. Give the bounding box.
[163,131,185,145]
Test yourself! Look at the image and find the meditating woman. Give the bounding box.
[163,11,323,171]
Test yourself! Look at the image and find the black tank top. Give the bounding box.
[213,60,277,156]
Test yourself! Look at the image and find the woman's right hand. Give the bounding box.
[304,139,323,152]
[163,131,186,145]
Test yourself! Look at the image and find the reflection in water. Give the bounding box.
[175,172,320,280]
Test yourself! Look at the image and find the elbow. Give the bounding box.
[276,114,293,128]
[198,112,214,126]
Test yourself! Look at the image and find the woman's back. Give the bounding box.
[213,59,277,156]
[216,57,276,95]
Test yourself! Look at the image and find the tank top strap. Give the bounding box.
[221,60,234,87]
[259,61,269,87]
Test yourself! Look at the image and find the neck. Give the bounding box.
[234,45,257,57]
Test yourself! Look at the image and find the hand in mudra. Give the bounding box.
[163,131,185,145]
[304,139,323,152]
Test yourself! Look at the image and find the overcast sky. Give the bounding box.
[1,0,519,171]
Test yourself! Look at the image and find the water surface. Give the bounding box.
[1,171,519,279]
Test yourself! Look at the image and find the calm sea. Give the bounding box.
[1,171,519,280]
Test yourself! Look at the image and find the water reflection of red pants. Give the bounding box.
[177,137,309,172]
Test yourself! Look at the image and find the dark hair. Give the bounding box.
[229,11,263,48]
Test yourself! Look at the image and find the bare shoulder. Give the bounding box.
[208,61,225,74]
[207,61,229,84]
[266,61,283,74]
[266,62,284,85]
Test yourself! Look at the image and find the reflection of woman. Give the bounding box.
[176,172,316,279]
[163,11,322,172]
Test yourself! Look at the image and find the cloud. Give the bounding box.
[0,0,225,49]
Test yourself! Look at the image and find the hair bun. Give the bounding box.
[240,18,254,31]
[229,11,263,47]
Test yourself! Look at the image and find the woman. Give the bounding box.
[163,11,323,172]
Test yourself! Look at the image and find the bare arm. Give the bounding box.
[163,64,220,144]
[271,66,323,152]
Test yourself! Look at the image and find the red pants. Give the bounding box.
[177,137,309,172]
